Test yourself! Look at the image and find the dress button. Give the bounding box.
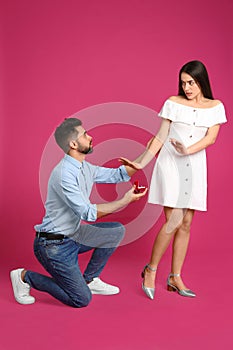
[186,163,189,167]
[185,192,188,195]
[193,122,195,125]
[185,178,188,181]
[189,135,192,138]
[193,109,196,112]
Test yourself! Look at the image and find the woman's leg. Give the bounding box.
[169,209,195,290]
[143,207,184,288]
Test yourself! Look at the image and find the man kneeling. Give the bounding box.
[10,118,147,307]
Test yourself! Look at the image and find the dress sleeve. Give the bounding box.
[158,99,177,121]
[211,103,227,125]
[158,100,227,127]
[195,103,227,127]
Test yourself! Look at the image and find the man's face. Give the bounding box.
[75,126,93,154]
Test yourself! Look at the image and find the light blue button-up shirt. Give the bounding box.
[35,154,130,236]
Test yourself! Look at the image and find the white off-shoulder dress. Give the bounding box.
[148,99,227,211]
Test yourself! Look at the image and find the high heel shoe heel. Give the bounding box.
[167,273,196,298]
[141,264,157,300]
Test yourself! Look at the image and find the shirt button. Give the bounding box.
[193,109,196,112]
[189,135,192,138]
[185,178,188,181]
[193,122,195,125]
[186,163,189,167]
[185,192,188,195]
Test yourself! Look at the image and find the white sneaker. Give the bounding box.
[88,277,120,295]
[10,268,35,305]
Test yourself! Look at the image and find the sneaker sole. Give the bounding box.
[90,290,120,295]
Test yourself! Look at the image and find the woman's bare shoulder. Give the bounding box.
[168,96,185,103]
[210,99,222,106]
[168,96,223,107]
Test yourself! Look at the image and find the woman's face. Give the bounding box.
[181,72,202,100]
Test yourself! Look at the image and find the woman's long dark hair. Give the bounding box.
[178,60,214,99]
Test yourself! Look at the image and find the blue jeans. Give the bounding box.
[25,222,125,308]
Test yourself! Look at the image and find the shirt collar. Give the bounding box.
[64,154,82,169]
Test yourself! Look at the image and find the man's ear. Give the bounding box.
[69,140,78,150]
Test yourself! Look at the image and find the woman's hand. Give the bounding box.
[119,157,143,170]
[170,138,188,155]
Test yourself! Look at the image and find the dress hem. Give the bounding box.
[148,200,207,212]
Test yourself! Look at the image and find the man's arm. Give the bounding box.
[61,164,147,222]
[96,186,147,218]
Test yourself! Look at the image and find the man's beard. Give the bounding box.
[77,142,93,154]
[84,146,93,154]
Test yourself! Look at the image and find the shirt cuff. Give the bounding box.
[84,204,97,222]
[119,165,131,181]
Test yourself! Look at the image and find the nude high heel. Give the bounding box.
[141,264,157,300]
[167,273,196,298]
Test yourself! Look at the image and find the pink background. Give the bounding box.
[1,1,232,349]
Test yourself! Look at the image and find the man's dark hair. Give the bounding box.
[54,118,82,153]
[178,60,214,100]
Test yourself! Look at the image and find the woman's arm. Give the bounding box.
[120,119,171,172]
[170,124,221,155]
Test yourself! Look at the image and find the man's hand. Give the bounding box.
[96,184,148,218]
[170,138,188,155]
[123,185,148,203]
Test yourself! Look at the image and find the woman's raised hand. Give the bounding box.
[119,157,143,170]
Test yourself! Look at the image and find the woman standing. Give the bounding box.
[121,60,227,299]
